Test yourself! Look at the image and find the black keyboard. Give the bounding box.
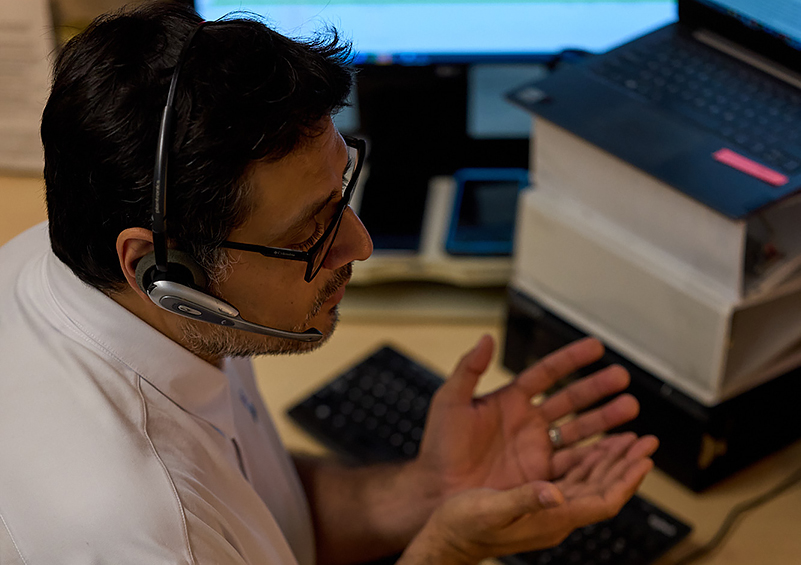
[590,32,801,174]
[288,346,438,463]
[288,345,692,565]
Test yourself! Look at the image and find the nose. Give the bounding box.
[322,206,373,271]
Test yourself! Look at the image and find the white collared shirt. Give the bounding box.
[0,224,315,565]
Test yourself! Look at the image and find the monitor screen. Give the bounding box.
[195,1,678,64]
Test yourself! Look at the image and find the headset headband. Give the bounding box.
[152,21,209,273]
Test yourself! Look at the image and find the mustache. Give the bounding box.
[305,262,353,321]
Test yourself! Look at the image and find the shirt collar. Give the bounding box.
[44,243,237,439]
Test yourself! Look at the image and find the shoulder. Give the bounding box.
[0,354,196,562]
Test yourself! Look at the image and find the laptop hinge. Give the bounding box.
[694,28,801,91]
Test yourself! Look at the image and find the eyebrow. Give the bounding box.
[283,187,340,240]
[285,149,353,235]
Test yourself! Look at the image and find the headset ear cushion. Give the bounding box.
[135,249,208,292]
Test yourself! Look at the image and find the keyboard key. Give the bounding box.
[340,401,354,415]
[402,442,417,457]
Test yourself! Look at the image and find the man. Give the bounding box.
[0,2,658,564]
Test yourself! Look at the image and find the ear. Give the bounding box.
[116,228,154,301]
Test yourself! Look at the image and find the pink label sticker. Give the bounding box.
[713,148,789,187]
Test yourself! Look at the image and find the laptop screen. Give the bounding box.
[698,1,801,49]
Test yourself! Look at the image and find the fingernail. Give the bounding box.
[538,487,561,508]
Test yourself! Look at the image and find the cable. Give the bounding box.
[672,463,801,564]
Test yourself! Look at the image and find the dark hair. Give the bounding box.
[42,0,354,292]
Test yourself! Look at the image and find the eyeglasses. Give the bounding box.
[220,135,365,282]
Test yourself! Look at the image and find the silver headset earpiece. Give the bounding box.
[135,250,323,341]
[135,248,207,292]
[144,22,322,342]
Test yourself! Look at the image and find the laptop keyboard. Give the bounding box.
[287,345,692,565]
[590,32,801,174]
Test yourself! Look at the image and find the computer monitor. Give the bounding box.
[193,1,677,251]
[194,1,676,64]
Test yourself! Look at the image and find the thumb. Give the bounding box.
[445,334,494,403]
[505,481,565,515]
[476,482,565,528]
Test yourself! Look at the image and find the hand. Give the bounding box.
[415,335,651,497]
[400,433,657,565]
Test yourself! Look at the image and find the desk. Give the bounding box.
[3,174,801,564]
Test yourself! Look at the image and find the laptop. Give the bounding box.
[508,0,801,219]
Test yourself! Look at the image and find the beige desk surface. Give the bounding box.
[4,175,801,564]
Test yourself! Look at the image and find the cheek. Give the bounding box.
[221,260,320,321]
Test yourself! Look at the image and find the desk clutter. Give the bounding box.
[501,0,801,493]
[287,345,692,565]
[349,170,526,288]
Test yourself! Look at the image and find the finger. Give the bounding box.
[550,434,630,478]
[551,444,656,527]
[514,337,605,398]
[558,444,609,486]
[556,453,650,524]
[553,394,640,446]
[550,440,604,479]
[476,482,566,527]
[540,364,630,423]
[600,458,655,512]
[586,432,640,484]
[507,481,565,514]
[441,334,494,404]
[559,434,638,495]
[599,436,659,488]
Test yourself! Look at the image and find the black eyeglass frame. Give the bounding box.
[219,135,366,283]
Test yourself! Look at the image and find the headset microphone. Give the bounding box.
[137,21,322,343]
[143,275,323,342]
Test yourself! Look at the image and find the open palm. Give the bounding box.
[416,335,645,497]
[400,431,657,565]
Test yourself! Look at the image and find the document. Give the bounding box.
[0,0,53,174]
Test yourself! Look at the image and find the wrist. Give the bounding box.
[401,455,450,519]
[398,518,478,565]
[337,458,448,552]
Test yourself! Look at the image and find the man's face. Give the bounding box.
[179,118,373,359]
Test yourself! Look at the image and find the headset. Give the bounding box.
[135,22,323,343]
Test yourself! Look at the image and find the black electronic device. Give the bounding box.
[445,167,529,256]
[508,0,801,220]
[287,345,693,565]
[503,288,801,492]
